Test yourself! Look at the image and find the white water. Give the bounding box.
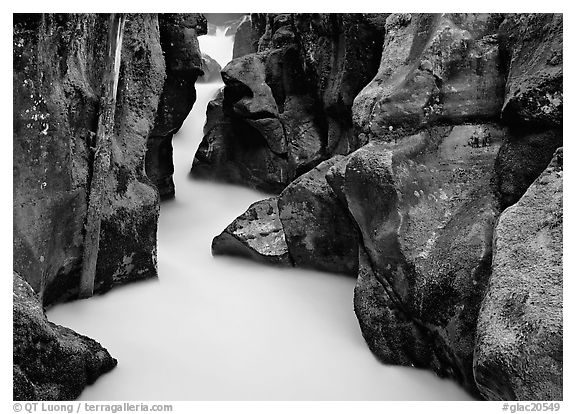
[46,25,473,401]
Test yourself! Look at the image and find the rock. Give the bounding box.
[191,13,384,193]
[353,13,505,140]
[146,13,206,200]
[499,14,562,127]
[495,127,562,208]
[13,14,165,304]
[212,198,291,265]
[474,148,563,400]
[343,125,503,395]
[13,272,117,400]
[232,15,259,58]
[354,247,438,368]
[278,156,359,275]
[190,90,290,193]
[198,53,222,83]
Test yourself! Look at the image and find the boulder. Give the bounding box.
[474,148,563,401]
[13,13,165,305]
[232,15,259,58]
[191,13,384,193]
[146,13,206,200]
[352,13,505,141]
[212,198,291,266]
[343,124,504,395]
[190,90,290,194]
[495,127,562,208]
[278,156,359,275]
[13,272,117,400]
[499,14,562,127]
[198,53,222,83]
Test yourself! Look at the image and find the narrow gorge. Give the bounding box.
[13,13,562,401]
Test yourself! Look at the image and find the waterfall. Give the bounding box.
[46,21,473,401]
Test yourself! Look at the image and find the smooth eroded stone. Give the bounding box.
[278,156,359,275]
[474,148,563,401]
[13,272,117,400]
[147,13,206,200]
[344,124,503,395]
[13,14,164,305]
[352,13,505,140]
[499,14,562,127]
[212,198,292,265]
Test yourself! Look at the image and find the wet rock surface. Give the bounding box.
[199,53,222,83]
[342,125,502,396]
[13,272,117,400]
[13,13,165,305]
[353,13,505,140]
[474,149,563,401]
[278,157,359,275]
[146,14,206,200]
[212,198,291,265]
[191,13,384,192]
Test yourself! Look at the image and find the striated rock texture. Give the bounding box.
[474,149,563,401]
[13,272,117,400]
[146,14,206,200]
[212,198,291,265]
[13,13,165,305]
[210,13,563,400]
[191,13,384,193]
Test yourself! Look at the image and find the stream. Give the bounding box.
[46,23,473,401]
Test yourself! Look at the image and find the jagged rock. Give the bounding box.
[232,15,259,58]
[353,13,505,140]
[212,198,291,265]
[499,14,562,127]
[13,14,165,305]
[146,13,206,200]
[474,148,563,400]
[198,53,222,83]
[191,13,384,193]
[343,125,504,395]
[278,156,359,275]
[13,272,117,400]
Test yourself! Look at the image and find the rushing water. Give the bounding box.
[46,24,473,401]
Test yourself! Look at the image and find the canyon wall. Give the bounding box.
[13,13,205,400]
[191,13,385,192]
[208,13,563,400]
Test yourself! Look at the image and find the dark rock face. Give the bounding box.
[13,272,117,400]
[212,198,291,265]
[342,126,502,396]
[232,15,258,58]
[278,156,359,275]
[474,149,563,401]
[13,13,165,305]
[499,14,562,127]
[191,13,384,193]
[353,13,506,141]
[494,13,563,208]
[207,14,562,400]
[198,53,222,83]
[146,14,206,200]
[495,128,562,208]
